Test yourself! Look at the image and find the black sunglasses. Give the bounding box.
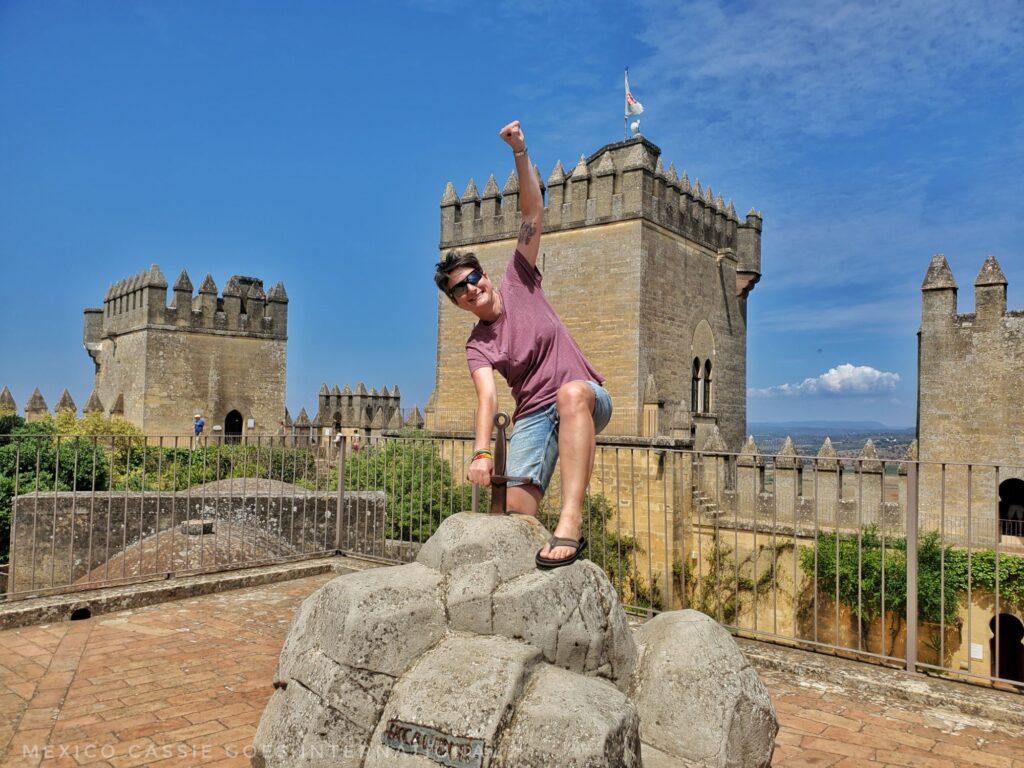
[448,269,484,299]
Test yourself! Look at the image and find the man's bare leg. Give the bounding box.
[506,484,541,516]
[540,381,596,560]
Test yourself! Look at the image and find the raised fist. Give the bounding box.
[498,120,526,152]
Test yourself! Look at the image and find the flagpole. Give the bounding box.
[624,67,628,139]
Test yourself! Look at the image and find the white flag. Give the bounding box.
[625,69,644,116]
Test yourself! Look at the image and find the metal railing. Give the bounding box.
[2,431,1023,693]
[687,449,1024,692]
[2,434,345,599]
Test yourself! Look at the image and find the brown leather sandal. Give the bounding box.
[535,535,587,570]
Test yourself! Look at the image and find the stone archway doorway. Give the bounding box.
[999,478,1024,538]
[224,409,243,443]
[989,613,1024,685]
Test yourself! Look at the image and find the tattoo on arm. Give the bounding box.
[518,219,536,246]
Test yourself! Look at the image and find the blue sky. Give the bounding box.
[1,0,1021,428]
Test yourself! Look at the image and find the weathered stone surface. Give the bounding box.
[258,563,447,767]
[364,633,541,768]
[288,646,394,730]
[292,562,445,678]
[416,511,549,582]
[254,678,368,768]
[642,742,693,768]
[447,560,500,635]
[631,610,778,768]
[491,559,637,690]
[258,514,776,768]
[492,665,642,768]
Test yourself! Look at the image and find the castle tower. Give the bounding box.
[83,265,288,435]
[917,253,1023,545]
[431,135,762,448]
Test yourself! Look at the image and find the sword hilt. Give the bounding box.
[489,412,530,514]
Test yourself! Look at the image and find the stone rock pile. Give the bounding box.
[253,512,777,767]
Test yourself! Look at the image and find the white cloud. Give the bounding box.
[750,364,900,397]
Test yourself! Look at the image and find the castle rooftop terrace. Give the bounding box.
[0,567,1021,767]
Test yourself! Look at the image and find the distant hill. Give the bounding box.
[749,421,915,433]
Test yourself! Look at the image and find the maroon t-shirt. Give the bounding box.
[466,250,604,422]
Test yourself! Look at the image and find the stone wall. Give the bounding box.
[687,526,1023,681]
[640,222,747,451]
[142,329,287,436]
[89,331,149,425]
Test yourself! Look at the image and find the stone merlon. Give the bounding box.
[55,389,77,413]
[975,254,1007,287]
[922,254,957,291]
[974,254,1008,322]
[0,385,16,413]
[920,254,959,323]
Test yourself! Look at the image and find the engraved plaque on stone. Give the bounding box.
[381,719,485,768]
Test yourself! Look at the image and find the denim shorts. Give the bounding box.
[506,381,612,494]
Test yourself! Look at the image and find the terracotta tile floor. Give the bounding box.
[0,573,1021,767]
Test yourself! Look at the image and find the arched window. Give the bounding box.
[703,359,713,414]
[691,358,702,413]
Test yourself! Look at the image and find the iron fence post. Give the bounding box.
[905,461,919,675]
[335,436,347,552]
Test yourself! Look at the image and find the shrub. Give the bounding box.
[799,526,1024,653]
[0,425,111,564]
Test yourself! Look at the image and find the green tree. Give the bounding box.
[0,422,110,564]
[689,539,792,624]
[343,439,477,542]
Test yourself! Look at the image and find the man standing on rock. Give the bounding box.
[433,120,612,569]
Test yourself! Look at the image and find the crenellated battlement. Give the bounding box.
[309,382,404,432]
[0,385,118,421]
[920,253,1019,331]
[439,136,763,279]
[87,266,288,343]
